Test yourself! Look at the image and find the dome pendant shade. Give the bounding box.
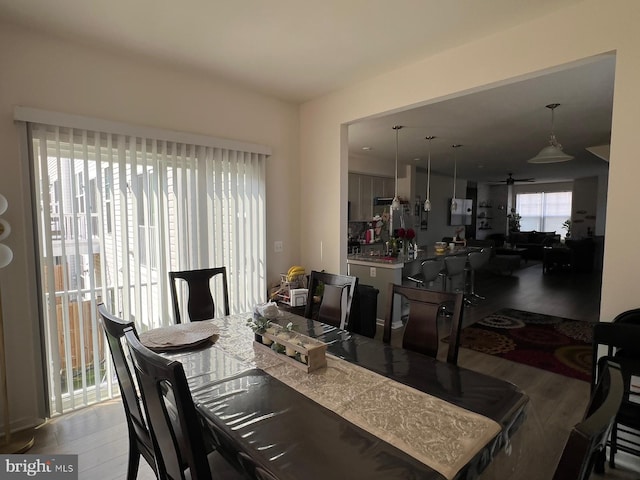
[529,104,574,164]
[529,141,574,163]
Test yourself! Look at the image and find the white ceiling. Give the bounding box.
[0,0,582,103]
[349,55,614,184]
[0,0,611,183]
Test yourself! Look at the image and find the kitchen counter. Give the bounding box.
[346,253,405,267]
[347,254,404,327]
[347,246,479,328]
[347,245,477,266]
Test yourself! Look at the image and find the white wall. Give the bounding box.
[299,0,640,329]
[0,21,299,427]
[349,153,395,178]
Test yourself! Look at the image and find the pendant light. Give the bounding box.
[451,144,462,212]
[528,103,574,163]
[424,136,435,212]
[391,125,403,211]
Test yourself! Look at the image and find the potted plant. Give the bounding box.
[562,219,572,238]
[507,209,521,233]
[246,316,273,345]
[282,322,298,357]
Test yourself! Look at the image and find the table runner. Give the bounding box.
[208,319,501,480]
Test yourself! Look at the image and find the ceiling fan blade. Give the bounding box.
[487,175,535,184]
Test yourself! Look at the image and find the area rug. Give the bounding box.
[455,308,593,382]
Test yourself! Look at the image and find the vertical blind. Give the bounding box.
[29,122,267,414]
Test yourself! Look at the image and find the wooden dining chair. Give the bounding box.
[97,303,156,480]
[169,267,230,323]
[552,361,624,480]
[124,329,244,480]
[304,270,358,330]
[383,283,464,365]
[591,318,640,468]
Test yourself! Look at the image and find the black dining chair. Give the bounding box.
[552,361,624,480]
[169,267,230,323]
[124,329,244,480]
[98,303,156,480]
[304,270,358,330]
[383,283,464,365]
[591,317,640,468]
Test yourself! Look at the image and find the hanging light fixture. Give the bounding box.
[451,144,462,212]
[391,125,403,211]
[528,103,574,163]
[424,136,435,212]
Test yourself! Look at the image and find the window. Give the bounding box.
[29,122,268,415]
[516,191,572,235]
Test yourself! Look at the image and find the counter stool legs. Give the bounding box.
[466,248,492,304]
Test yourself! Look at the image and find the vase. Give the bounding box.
[389,238,398,257]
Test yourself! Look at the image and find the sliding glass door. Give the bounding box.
[29,123,267,415]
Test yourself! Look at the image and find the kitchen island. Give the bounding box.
[347,246,478,329]
[347,253,405,328]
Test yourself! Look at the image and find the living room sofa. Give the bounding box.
[466,238,521,275]
[509,231,560,260]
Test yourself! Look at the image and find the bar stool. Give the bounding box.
[466,248,492,302]
[443,255,467,293]
[404,258,424,287]
[421,259,445,291]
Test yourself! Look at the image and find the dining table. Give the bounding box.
[159,311,529,480]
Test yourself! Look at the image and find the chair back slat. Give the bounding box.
[553,362,624,480]
[169,267,230,323]
[97,303,156,479]
[304,271,358,330]
[124,329,211,480]
[383,283,464,365]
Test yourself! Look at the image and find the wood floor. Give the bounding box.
[27,262,640,479]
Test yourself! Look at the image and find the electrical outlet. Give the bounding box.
[274,240,283,253]
[369,267,376,278]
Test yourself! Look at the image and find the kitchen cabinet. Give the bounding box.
[348,173,394,221]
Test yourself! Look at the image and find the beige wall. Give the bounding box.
[299,0,639,324]
[0,22,299,427]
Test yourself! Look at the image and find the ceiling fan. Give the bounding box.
[491,173,535,185]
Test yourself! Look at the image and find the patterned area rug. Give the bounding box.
[456,308,593,382]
